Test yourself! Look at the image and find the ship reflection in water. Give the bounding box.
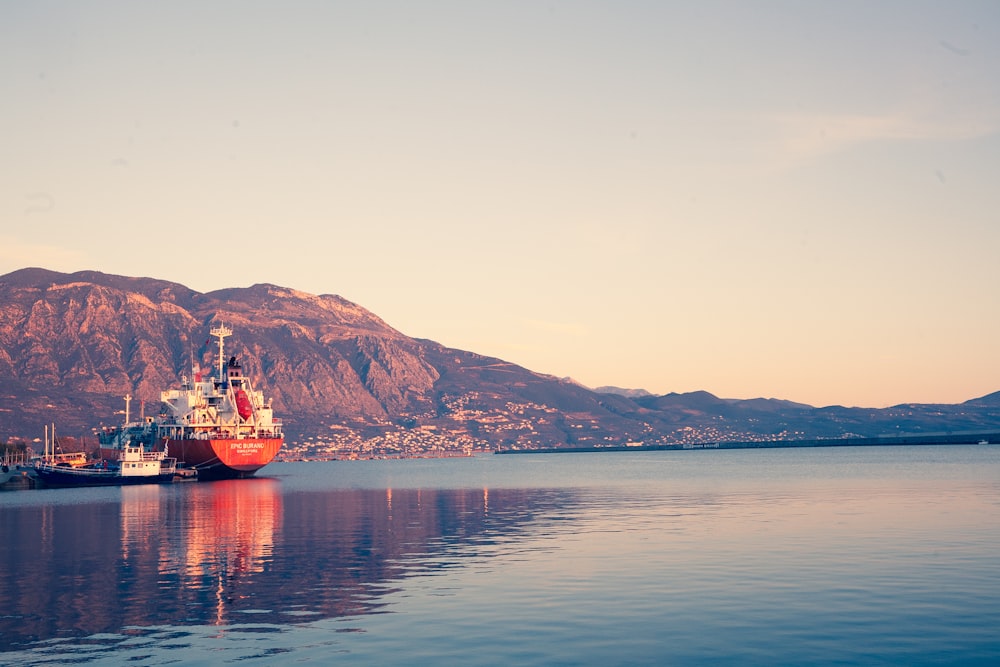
[157,479,283,629]
[0,477,565,652]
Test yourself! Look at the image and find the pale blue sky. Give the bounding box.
[3,1,998,407]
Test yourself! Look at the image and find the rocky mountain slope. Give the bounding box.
[1,268,998,453]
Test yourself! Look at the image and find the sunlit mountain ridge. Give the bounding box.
[2,268,998,456]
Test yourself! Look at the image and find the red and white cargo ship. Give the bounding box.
[100,325,283,480]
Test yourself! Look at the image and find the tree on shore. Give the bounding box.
[2,438,30,458]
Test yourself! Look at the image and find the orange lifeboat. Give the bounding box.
[234,389,253,421]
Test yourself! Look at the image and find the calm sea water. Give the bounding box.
[2,445,999,666]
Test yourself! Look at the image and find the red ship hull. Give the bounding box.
[163,437,283,480]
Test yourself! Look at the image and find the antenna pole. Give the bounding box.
[211,324,233,380]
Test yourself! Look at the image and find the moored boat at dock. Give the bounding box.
[35,443,176,487]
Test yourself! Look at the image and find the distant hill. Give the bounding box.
[1,268,998,454]
[592,386,654,398]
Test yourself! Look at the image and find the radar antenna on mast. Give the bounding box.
[210,324,233,380]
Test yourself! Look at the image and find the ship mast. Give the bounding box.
[211,324,233,381]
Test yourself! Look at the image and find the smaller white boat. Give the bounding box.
[36,444,176,488]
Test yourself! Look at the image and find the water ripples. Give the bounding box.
[2,447,999,665]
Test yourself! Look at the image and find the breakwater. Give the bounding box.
[495,431,999,454]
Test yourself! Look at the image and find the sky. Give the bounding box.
[2,1,999,409]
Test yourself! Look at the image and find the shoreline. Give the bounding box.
[494,431,999,454]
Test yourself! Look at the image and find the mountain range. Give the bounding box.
[2,268,998,455]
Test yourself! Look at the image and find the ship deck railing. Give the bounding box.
[164,429,283,440]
